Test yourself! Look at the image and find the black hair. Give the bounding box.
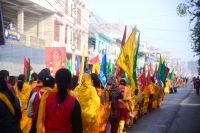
[0,72,8,92]
[43,76,55,89]
[0,72,21,121]
[17,74,25,92]
[9,76,16,86]
[71,75,78,90]
[91,73,102,88]
[55,68,71,103]
[38,68,50,83]
[0,70,9,81]
[151,76,155,83]
[120,78,126,86]
[31,73,38,81]
[0,70,9,77]
[134,89,139,95]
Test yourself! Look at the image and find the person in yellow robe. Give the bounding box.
[152,82,159,109]
[91,73,111,133]
[156,83,164,107]
[164,78,171,94]
[14,74,32,133]
[74,73,100,133]
[142,85,150,114]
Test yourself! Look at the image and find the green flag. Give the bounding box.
[168,67,175,80]
[27,58,31,81]
[158,55,162,73]
[107,59,112,76]
[132,33,140,88]
[66,57,72,74]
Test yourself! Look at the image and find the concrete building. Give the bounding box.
[0,0,89,75]
[88,33,120,64]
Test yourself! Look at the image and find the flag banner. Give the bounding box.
[99,53,107,89]
[117,26,127,78]
[146,69,151,86]
[168,67,175,80]
[138,64,146,92]
[80,44,86,81]
[45,47,66,75]
[92,63,100,74]
[24,57,32,81]
[89,55,99,64]
[107,59,112,76]
[158,72,165,94]
[116,28,136,78]
[66,57,72,73]
[76,56,81,76]
[133,33,140,88]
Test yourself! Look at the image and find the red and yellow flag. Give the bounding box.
[116,28,136,78]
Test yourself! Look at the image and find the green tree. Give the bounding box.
[188,0,200,74]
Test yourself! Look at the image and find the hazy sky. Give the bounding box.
[83,0,197,62]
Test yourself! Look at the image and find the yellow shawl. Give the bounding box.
[74,74,100,133]
[36,87,52,133]
[0,92,15,116]
[14,83,31,111]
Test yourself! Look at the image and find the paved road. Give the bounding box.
[127,85,200,133]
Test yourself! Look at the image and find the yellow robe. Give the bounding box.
[95,87,111,132]
[164,79,171,94]
[74,74,100,133]
[142,86,150,113]
[14,83,32,133]
[156,83,164,106]
[152,83,159,109]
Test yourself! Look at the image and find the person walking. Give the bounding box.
[14,74,32,132]
[195,77,200,95]
[74,73,100,133]
[0,71,22,133]
[34,68,82,133]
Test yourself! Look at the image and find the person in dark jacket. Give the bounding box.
[0,71,22,133]
[0,70,15,94]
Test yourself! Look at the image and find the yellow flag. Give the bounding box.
[116,28,136,78]
[80,44,86,81]
[92,63,100,74]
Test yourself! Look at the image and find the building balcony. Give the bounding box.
[5,34,45,48]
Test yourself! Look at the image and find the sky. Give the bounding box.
[83,0,197,62]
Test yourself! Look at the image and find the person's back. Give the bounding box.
[0,97,21,133]
[45,92,75,133]
[0,72,21,133]
[35,68,82,133]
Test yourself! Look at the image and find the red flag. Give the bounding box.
[138,65,146,92]
[116,25,127,78]
[146,69,151,86]
[121,25,127,47]
[150,63,153,75]
[24,57,33,80]
[89,55,99,64]
[165,66,170,79]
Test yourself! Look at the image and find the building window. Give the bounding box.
[65,0,68,14]
[65,26,68,44]
[77,33,81,50]
[54,21,60,42]
[77,7,81,24]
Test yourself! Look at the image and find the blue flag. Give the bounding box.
[99,53,107,89]
[158,72,164,94]
[76,56,81,76]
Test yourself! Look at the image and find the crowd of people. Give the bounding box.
[0,68,185,133]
